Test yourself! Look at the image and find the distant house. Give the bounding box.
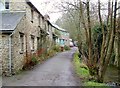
[51,24,70,47]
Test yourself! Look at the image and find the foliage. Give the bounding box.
[31,56,39,65]
[73,52,90,79]
[73,52,110,87]
[64,45,70,51]
[92,24,107,48]
[56,0,119,83]
[52,45,61,52]
[55,10,80,41]
[46,49,56,58]
[84,81,109,87]
[54,29,61,37]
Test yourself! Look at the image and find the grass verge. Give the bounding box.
[73,52,90,79]
[73,52,110,87]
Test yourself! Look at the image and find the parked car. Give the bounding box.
[70,41,74,47]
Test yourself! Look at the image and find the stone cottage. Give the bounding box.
[0,0,57,75]
[0,0,70,76]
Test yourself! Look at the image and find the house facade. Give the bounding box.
[0,0,70,76]
[51,24,70,47]
[0,0,58,76]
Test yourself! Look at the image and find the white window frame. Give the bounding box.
[31,35,35,51]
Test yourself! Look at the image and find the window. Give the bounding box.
[31,9,34,23]
[48,24,50,32]
[37,37,40,49]
[42,17,44,29]
[38,15,40,27]
[20,33,24,53]
[5,0,9,9]
[31,35,34,51]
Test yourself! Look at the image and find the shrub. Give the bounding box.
[80,63,89,70]
[46,50,56,58]
[64,45,70,51]
[73,52,110,88]
[52,45,61,52]
[31,56,38,65]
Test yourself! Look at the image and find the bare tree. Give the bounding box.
[55,0,119,83]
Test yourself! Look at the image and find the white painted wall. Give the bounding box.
[0,0,5,11]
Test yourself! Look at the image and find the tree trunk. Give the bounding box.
[118,16,120,82]
[98,0,106,82]
[79,0,89,48]
[114,37,118,67]
[86,0,92,66]
[98,0,117,82]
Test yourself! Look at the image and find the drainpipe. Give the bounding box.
[8,32,14,75]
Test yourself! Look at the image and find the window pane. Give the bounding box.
[31,36,34,50]
[5,2,9,9]
[20,34,24,52]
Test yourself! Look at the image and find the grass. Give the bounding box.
[73,52,90,79]
[73,52,110,87]
[84,81,111,88]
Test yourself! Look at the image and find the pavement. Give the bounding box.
[2,47,81,86]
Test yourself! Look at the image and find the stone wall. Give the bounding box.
[9,0,26,11]
[11,15,26,73]
[1,34,9,75]
[2,0,56,75]
[0,40,1,75]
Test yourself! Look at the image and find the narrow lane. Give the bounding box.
[2,47,81,86]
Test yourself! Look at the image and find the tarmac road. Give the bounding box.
[2,47,81,86]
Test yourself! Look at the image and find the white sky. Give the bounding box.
[30,0,120,23]
[30,0,62,23]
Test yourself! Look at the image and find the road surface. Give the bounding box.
[2,47,81,86]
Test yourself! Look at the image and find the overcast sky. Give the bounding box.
[30,0,62,23]
[30,0,120,23]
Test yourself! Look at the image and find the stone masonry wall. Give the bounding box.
[11,15,26,73]
[9,0,26,11]
[1,34,9,75]
[2,0,55,75]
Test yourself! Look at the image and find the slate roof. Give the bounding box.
[51,23,68,32]
[1,11,25,32]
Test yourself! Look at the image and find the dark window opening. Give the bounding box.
[19,33,24,53]
[5,2,9,9]
[31,9,34,23]
[37,37,40,50]
[38,15,40,26]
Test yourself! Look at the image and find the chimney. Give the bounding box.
[44,14,50,21]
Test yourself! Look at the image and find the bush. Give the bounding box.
[64,45,70,51]
[73,52,110,88]
[31,56,38,65]
[52,45,61,52]
[46,50,56,58]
